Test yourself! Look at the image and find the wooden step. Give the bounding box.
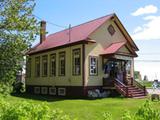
[130,91,145,94]
[132,95,146,98]
[131,93,145,97]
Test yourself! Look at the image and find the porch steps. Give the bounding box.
[127,86,147,98]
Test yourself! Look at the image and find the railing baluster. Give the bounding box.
[126,87,128,97]
[144,86,146,95]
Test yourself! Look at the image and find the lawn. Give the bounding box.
[142,81,153,88]
[1,93,160,120]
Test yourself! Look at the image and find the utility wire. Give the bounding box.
[135,60,160,62]
[138,53,160,55]
[33,14,68,29]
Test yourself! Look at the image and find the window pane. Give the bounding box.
[72,49,81,75]
[108,24,115,36]
[42,55,48,76]
[90,57,98,75]
[59,52,65,76]
[50,54,56,76]
[35,57,40,77]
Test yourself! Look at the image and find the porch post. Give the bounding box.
[82,43,86,96]
[130,58,134,79]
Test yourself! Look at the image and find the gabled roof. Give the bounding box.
[28,14,114,54]
[100,42,126,55]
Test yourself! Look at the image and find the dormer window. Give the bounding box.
[108,24,115,36]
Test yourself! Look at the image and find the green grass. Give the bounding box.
[1,93,160,120]
[142,81,153,88]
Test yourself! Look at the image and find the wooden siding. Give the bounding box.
[26,44,83,86]
[85,19,133,86]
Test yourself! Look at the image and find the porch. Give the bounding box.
[100,51,147,98]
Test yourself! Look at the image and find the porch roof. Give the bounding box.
[100,41,126,55]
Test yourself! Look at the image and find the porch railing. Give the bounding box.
[130,77,147,95]
[114,78,131,97]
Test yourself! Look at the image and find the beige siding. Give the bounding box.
[26,44,83,86]
[85,19,133,86]
[118,46,130,54]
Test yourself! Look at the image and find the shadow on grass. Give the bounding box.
[11,92,125,102]
[11,93,67,102]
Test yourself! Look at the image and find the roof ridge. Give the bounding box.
[47,13,115,38]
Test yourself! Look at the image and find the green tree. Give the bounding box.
[0,0,38,94]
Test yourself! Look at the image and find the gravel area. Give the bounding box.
[147,88,160,94]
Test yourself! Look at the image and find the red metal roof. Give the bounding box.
[28,14,114,54]
[101,41,126,55]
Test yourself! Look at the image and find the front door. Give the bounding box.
[104,60,126,84]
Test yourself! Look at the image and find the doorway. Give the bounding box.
[104,59,130,84]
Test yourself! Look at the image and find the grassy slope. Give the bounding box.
[1,94,160,120]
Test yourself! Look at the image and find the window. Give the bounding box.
[59,52,65,76]
[58,88,66,96]
[49,87,56,95]
[89,56,98,75]
[72,49,81,75]
[26,58,31,77]
[42,55,48,77]
[108,24,115,36]
[50,54,56,76]
[35,57,40,77]
[34,87,40,94]
[41,87,48,94]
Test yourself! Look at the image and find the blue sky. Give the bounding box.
[34,0,160,80]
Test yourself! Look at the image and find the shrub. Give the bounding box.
[121,100,160,120]
[0,83,13,96]
[0,99,74,120]
[103,100,160,120]
[135,100,160,120]
[103,112,113,120]
[121,111,135,120]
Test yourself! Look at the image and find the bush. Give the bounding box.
[103,112,113,120]
[103,100,160,120]
[0,83,13,96]
[135,100,160,120]
[0,99,74,120]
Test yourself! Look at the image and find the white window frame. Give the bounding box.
[49,87,56,95]
[58,88,66,96]
[41,87,48,95]
[89,56,98,76]
[34,87,40,94]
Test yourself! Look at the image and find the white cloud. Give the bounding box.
[133,26,143,33]
[131,5,158,16]
[132,15,160,40]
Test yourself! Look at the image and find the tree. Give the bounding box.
[0,0,38,94]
